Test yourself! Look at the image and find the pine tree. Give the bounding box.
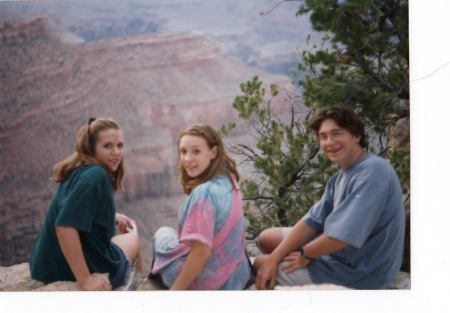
[221,77,338,240]
[222,0,409,269]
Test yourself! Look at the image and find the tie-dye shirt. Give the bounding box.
[151,175,251,290]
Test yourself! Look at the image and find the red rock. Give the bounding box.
[0,17,291,267]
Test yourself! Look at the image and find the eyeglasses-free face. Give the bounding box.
[179,134,218,178]
[94,128,124,172]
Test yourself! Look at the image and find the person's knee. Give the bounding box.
[112,232,140,261]
[258,228,283,254]
[258,229,273,253]
[128,232,141,258]
[154,226,174,237]
[258,229,270,253]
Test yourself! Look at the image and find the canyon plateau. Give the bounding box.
[0,13,296,272]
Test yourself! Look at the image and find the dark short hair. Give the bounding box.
[309,106,368,148]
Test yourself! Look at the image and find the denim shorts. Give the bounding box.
[109,248,131,290]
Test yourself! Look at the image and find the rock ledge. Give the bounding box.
[0,262,411,291]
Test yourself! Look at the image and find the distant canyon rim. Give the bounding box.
[0,7,304,269]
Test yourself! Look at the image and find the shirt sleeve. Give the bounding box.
[179,189,216,249]
[324,178,388,248]
[55,171,104,233]
[302,178,335,231]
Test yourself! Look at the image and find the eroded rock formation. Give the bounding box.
[0,16,292,267]
[0,17,46,45]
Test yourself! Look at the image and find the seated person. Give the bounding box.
[149,124,254,290]
[30,118,142,291]
[253,106,405,290]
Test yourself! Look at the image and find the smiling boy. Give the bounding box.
[253,106,405,290]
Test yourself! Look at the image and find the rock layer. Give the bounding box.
[0,262,411,291]
[0,17,291,267]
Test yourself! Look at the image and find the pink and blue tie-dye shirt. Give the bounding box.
[151,175,251,290]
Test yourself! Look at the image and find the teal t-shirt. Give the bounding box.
[29,165,122,284]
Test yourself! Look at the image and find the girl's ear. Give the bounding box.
[211,145,218,160]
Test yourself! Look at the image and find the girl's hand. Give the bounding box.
[115,213,136,234]
[280,251,311,273]
[80,275,111,291]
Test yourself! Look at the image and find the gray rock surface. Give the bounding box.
[0,262,410,291]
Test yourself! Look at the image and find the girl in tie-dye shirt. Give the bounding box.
[149,124,254,290]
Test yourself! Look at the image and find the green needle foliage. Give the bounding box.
[221,77,338,240]
[221,1,410,248]
[296,0,410,200]
[297,0,409,136]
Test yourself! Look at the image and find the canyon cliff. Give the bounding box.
[0,261,411,291]
[0,16,292,269]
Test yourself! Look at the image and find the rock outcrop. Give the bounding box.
[0,17,46,45]
[0,262,411,291]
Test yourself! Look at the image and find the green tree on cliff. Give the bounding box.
[222,0,410,257]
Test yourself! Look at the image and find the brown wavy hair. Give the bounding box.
[177,124,239,195]
[51,118,125,191]
[309,106,368,149]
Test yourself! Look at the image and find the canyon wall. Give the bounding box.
[0,16,292,267]
[0,0,313,75]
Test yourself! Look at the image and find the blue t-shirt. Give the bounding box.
[29,165,122,284]
[303,153,405,289]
